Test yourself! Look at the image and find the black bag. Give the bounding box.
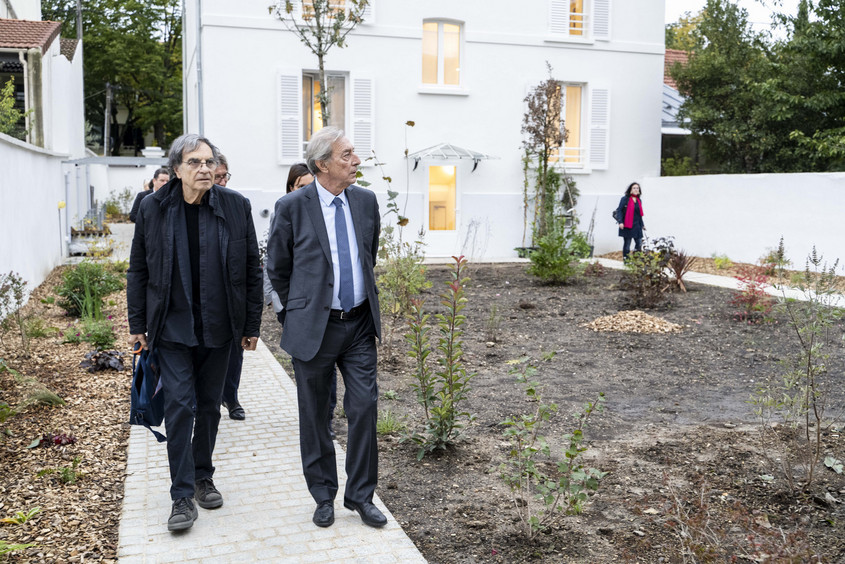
[130,344,166,442]
[612,208,620,222]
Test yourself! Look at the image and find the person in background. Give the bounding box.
[615,181,646,260]
[129,168,170,222]
[213,155,247,421]
[267,127,385,529]
[127,135,262,532]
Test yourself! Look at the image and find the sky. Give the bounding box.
[665,0,802,33]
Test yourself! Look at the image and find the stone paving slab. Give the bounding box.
[117,339,426,563]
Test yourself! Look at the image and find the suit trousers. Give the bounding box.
[222,339,244,405]
[157,339,231,500]
[292,311,379,505]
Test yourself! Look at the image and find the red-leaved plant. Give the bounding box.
[730,266,775,323]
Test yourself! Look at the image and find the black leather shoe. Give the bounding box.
[222,401,246,420]
[344,500,387,528]
[312,500,334,527]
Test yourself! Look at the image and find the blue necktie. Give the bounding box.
[332,197,354,312]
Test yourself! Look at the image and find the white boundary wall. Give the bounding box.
[589,173,843,274]
[0,133,71,293]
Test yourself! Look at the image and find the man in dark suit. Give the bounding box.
[127,134,263,532]
[266,126,385,529]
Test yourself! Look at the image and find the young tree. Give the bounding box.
[270,0,368,125]
[665,10,705,51]
[0,77,29,139]
[522,63,564,242]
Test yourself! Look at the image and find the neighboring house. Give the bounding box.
[0,17,85,154]
[183,0,664,257]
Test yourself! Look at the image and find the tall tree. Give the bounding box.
[270,0,367,126]
[672,0,773,173]
[42,0,182,154]
[665,10,705,51]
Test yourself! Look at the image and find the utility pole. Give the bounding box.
[76,0,83,41]
[103,82,112,156]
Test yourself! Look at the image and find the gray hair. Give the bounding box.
[217,153,229,171]
[168,133,221,174]
[306,126,346,175]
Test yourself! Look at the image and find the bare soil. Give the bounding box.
[262,261,845,563]
[1,258,844,562]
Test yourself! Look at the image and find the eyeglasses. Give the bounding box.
[182,158,219,170]
[214,172,232,182]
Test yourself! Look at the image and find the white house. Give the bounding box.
[182,0,665,258]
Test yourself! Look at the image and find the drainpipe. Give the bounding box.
[18,51,29,143]
[197,0,205,135]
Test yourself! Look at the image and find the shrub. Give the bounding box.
[661,156,695,176]
[527,223,583,285]
[62,318,117,350]
[568,230,593,259]
[24,317,58,339]
[582,261,606,278]
[621,237,673,308]
[103,188,133,218]
[667,248,697,292]
[404,256,476,459]
[376,409,406,435]
[55,262,123,319]
[0,272,29,352]
[712,253,733,270]
[730,266,774,323]
[498,358,606,538]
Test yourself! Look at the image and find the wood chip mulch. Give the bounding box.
[581,310,683,334]
[0,265,130,563]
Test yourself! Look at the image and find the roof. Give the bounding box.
[0,18,62,52]
[60,38,78,61]
[664,49,689,89]
[662,83,689,134]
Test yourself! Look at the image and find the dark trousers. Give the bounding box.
[157,339,231,500]
[222,339,243,405]
[622,236,643,259]
[292,311,378,505]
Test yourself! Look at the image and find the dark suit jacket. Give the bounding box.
[266,182,381,362]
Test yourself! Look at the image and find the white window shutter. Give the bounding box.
[589,87,610,169]
[277,68,302,165]
[548,0,568,35]
[351,74,375,161]
[288,0,302,20]
[593,0,611,41]
[360,0,373,24]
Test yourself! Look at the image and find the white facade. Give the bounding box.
[183,0,665,257]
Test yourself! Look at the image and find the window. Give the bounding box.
[549,84,584,165]
[302,73,346,152]
[421,20,461,86]
[277,69,374,164]
[428,166,456,230]
[548,0,611,40]
[298,0,373,23]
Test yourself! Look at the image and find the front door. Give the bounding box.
[425,165,460,255]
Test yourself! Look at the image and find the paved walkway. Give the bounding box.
[116,339,427,563]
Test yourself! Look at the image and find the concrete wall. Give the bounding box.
[585,172,845,274]
[0,133,72,295]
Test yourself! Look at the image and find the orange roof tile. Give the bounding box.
[0,19,62,52]
[664,49,689,89]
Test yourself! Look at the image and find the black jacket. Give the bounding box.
[128,189,152,223]
[127,179,262,348]
[616,196,645,239]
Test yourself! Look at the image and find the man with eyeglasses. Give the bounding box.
[127,134,262,532]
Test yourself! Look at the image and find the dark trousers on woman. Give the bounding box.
[292,311,378,506]
[157,339,231,500]
[622,236,643,259]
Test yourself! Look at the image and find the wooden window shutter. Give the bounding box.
[277,68,303,165]
[589,87,610,169]
[351,74,375,161]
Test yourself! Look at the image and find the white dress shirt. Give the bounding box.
[315,179,366,310]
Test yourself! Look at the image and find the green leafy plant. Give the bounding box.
[381,390,398,401]
[568,230,592,259]
[404,256,476,459]
[38,457,82,484]
[62,318,117,350]
[498,357,606,538]
[376,409,406,435]
[661,155,696,176]
[55,262,123,320]
[0,76,32,139]
[0,541,36,558]
[24,317,58,339]
[1,507,41,525]
[103,187,133,218]
[527,222,583,285]
[749,244,843,494]
[0,359,65,409]
[0,271,29,354]
[621,238,674,308]
[712,253,733,270]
